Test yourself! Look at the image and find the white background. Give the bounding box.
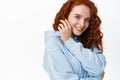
[0,0,120,80]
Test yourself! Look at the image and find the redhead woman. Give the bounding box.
[43,0,106,80]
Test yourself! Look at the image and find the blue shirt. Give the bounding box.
[43,30,106,80]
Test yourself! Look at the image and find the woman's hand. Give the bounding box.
[58,19,72,43]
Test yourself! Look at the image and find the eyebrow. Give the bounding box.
[75,14,91,19]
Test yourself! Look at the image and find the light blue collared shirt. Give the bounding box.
[43,30,106,80]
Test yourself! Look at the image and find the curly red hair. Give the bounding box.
[53,0,103,51]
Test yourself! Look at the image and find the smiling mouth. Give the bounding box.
[75,27,83,31]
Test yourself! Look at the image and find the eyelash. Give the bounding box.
[75,16,90,22]
[75,16,80,19]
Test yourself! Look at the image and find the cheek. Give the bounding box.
[68,16,76,24]
[84,25,89,30]
[85,22,90,28]
[68,19,77,26]
[68,19,73,26]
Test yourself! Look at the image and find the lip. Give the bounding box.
[76,27,83,31]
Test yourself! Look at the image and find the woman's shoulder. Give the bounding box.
[44,30,61,43]
[44,30,63,52]
[92,47,103,54]
[45,30,60,37]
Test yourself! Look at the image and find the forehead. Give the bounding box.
[71,5,91,17]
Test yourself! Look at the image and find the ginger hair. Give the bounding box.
[53,0,103,51]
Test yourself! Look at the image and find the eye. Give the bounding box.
[85,18,91,23]
[75,16,80,19]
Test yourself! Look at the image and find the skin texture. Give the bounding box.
[58,5,91,43]
[58,4,105,79]
[53,0,103,51]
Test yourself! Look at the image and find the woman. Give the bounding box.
[43,0,106,80]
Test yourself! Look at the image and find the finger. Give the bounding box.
[59,20,68,28]
[58,26,62,32]
[59,23,65,30]
[65,19,71,29]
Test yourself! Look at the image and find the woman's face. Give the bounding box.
[68,5,91,36]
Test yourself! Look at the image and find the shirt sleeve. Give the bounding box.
[43,37,102,80]
[44,50,102,80]
[80,77,102,80]
[64,38,106,76]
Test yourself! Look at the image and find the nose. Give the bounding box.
[79,19,85,28]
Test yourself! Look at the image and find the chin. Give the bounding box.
[73,32,82,36]
[73,29,83,36]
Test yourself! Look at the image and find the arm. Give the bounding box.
[57,19,106,77]
[43,37,102,80]
[64,38,106,76]
[44,52,102,80]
